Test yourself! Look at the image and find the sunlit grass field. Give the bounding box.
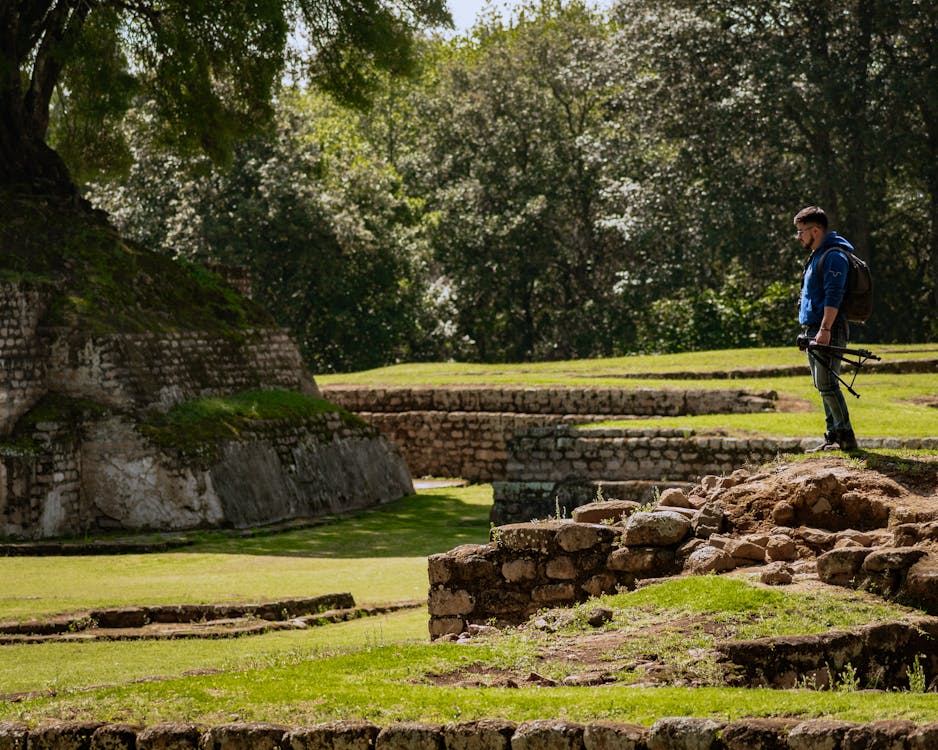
[1,347,937,725]
[319,345,938,440]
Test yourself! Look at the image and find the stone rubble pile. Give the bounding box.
[430,463,938,638]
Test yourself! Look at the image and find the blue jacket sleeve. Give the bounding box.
[822,250,850,309]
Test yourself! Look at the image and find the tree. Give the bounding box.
[608,0,937,343]
[403,1,634,361]
[0,0,450,199]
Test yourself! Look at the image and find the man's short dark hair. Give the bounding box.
[794,206,828,230]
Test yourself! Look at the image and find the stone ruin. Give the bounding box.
[429,457,938,690]
[0,279,412,539]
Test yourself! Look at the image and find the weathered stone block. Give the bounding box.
[622,512,690,547]
[647,718,723,750]
[495,523,562,554]
[429,618,465,638]
[556,524,617,552]
[0,724,28,750]
[817,548,872,583]
[765,535,796,562]
[581,573,617,598]
[657,488,691,509]
[91,726,142,750]
[428,588,475,617]
[28,724,103,750]
[511,721,585,750]
[787,720,858,750]
[724,539,766,562]
[545,557,577,580]
[502,559,538,582]
[285,722,379,750]
[843,720,916,750]
[442,720,516,750]
[137,723,204,750]
[608,547,675,575]
[375,724,443,750]
[721,719,797,750]
[684,546,735,575]
[571,501,640,525]
[582,723,646,750]
[862,547,927,573]
[532,583,576,605]
[200,724,288,750]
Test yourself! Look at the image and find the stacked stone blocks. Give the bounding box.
[321,386,776,482]
[6,717,938,750]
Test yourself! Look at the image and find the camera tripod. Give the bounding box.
[796,334,882,398]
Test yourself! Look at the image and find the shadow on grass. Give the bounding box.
[185,491,492,559]
[855,451,938,494]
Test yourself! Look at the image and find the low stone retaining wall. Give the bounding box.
[3,717,938,750]
[319,386,776,481]
[492,427,938,524]
[321,385,776,416]
[1,412,413,539]
[428,494,738,637]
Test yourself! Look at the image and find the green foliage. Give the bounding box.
[88,92,437,372]
[138,390,365,459]
[4,0,451,192]
[0,194,272,335]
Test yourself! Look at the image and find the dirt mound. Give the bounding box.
[709,457,938,535]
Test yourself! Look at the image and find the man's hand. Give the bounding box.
[813,328,832,346]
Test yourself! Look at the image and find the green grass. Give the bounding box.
[4,578,938,726]
[316,343,938,386]
[319,351,938,440]
[0,485,492,622]
[138,390,367,458]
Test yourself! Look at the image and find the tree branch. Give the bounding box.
[25,0,92,137]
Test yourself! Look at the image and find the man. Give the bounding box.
[795,205,859,452]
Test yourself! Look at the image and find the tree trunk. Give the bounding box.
[0,92,79,199]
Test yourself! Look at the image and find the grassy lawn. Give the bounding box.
[5,577,938,726]
[0,485,492,622]
[316,343,938,386]
[1,348,937,726]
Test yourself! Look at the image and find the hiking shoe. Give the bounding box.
[807,432,840,453]
[838,429,859,451]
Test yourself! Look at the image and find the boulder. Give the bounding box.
[816,548,872,585]
[760,562,794,586]
[286,721,380,750]
[684,546,736,575]
[442,720,516,750]
[623,511,691,547]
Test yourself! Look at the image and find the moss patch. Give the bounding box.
[0,193,271,334]
[138,389,368,460]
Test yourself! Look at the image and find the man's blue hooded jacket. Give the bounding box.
[799,232,852,326]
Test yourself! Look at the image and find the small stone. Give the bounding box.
[760,562,794,586]
[771,501,795,525]
[587,607,614,627]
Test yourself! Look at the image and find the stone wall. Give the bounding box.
[46,328,319,414]
[5,718,938,750]
[491,427,806,524]
[0,278,417,539]
[0,281,54,434]
[491,426,938,524]
[321,386,776,481]
[0,413,413,539]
